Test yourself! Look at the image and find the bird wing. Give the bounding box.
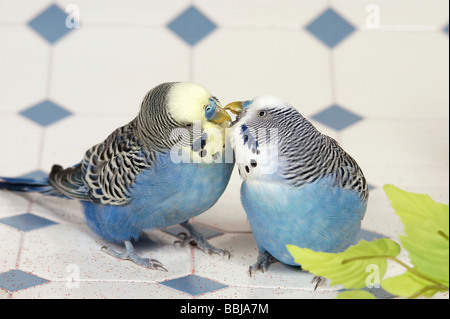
[49,120,151,205]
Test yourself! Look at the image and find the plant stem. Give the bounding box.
[407,284,449,299]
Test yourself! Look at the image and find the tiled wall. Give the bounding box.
[0,0,448,298]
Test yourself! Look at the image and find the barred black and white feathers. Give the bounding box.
[49,119,150,205]
[47,82,225,206]
[230,95,368,201]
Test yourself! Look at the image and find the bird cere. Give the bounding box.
[0,82,368,288]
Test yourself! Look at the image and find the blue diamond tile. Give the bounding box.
[167,6,217,46]
[161,274,228,296]
[0,213,57,232]
[161,223,223,240]
[20,100,72,127]
[311,105,363,131]
[306,8,355,48]
[0,270,49,292]
[28,4,74,44]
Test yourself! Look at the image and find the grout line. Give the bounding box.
[190,246,196,274]
[14,231,26,270]
[361,25,442,32]
[328,50,337,103]
[189,49,194,82]
[1,21,443,33]
[46,46,53,98]
[36,128,46,171]
[328,47,344,144]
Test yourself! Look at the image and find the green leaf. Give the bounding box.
[381,270,448,298]
[336,290,377,299]
[383,185,449,285]
[286,238,401,289]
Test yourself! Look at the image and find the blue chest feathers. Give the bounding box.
[240,177,367,265]
[82,152,234,243]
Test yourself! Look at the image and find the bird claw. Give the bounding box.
[175,223,232,259]
[248,251,276,277]
[174,232,193,247]
[143,258,168,272]
[174,231,231,258]
[101,241,167,272]
[311,276,326,290]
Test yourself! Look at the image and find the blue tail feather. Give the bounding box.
[0,175,64,197]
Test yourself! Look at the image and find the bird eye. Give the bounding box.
[258,111,267,118]
[204,101,217,120]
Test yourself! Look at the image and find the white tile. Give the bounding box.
[193,28,333,116]
[331,0,449,29]
[363,163,449,199]
[0,26,50,112]
[10,280,189,299]
[340,118,449,191]
[0,115,42,176]
[0,289,9,299]
[362,187,404,239]
[0,191,31,218]
[0,224,21,272]
[334,31,449,119]
[50,26,190,114]
[41,114,135,170]
[193,0,328,28]
[18,223,192,282]
[55,0,190,26]
[0,0,53,23]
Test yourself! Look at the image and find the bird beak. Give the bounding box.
[224,101,245,115]
[208,105,232,125]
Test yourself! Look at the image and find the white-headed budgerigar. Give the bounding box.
[0,82,234,270]
[225,96,368,280]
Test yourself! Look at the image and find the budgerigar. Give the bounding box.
[0,82,234,270]
[225,96,368,280]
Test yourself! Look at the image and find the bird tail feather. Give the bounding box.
[0,175,64,197]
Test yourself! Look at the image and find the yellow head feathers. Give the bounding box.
[167,82,210,123]
[167,82,230,129]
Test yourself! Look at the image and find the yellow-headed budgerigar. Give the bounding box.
[0,82,234,270]
[225,96,368,281]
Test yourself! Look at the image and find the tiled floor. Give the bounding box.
[0,0,448,299]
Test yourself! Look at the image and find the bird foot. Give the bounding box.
[101,240,167,271]
[248,251,277,276]
[174,222,231,259]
